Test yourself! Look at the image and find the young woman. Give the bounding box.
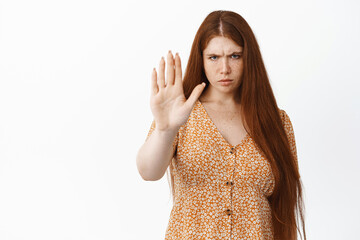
[136,10,306,240]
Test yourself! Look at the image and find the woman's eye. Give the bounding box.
[231,54,241,59]
[209,55,241,60]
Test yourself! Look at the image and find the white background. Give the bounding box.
[0,0,359,239]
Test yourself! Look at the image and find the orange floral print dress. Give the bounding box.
[145,99,298,240]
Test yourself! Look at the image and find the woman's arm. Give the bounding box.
[136,51,205,181]
[136,121,178,181]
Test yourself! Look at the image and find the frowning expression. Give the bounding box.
[203,36,244,94]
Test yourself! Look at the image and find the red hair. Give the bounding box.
[166,10,306,240]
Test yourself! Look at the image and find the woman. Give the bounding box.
[136,10,306,240]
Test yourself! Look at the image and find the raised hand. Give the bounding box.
[150,51,206,132]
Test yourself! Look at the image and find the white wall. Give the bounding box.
[0,0,359,239]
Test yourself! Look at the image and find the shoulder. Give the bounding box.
[278,108,291,125]
[277,108,296,138]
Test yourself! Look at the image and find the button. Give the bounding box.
[225,209,233,215]
[226,181,234,186]
[230,147,235,154]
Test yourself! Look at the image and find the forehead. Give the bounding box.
[203,36,243,53]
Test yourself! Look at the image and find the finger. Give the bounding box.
[151,68,158,96]
[174,52,182,85]
[185,82,206,108]
[158,57,165,88]
[166,50,175,86]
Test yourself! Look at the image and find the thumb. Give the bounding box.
[185,82,206,108]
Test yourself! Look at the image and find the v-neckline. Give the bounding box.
[197,99,250,148]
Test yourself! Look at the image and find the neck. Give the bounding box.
[199,87,241,106]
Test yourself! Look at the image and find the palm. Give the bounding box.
[150,51,205,131]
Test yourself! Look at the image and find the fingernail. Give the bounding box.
[168,50,171,54]
[175,52,179,56]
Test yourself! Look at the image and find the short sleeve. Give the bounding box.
[145,119,179,155]
[280,109,299,172]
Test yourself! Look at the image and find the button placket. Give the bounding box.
[223,145,236,237]
[226,146,236,187]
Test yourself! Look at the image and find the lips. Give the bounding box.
[218,79,233,86]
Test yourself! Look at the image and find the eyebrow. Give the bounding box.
[204,51,243,56]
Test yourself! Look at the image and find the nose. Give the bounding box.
[220,58,231,74]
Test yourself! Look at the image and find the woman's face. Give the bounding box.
[203,36,244,97]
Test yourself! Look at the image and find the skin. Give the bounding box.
[136,51,205,181]
[200,36,244,108]
[136,36,245,181]
[199,36,248,146]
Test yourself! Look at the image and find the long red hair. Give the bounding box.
[165,10,306,240]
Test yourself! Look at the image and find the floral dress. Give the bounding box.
[145,99,298,240]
